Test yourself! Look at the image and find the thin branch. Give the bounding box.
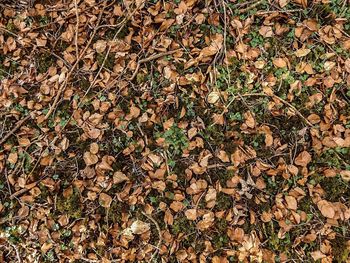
[141,211,162,262]
[239,0,264,14]
[0,115,31,146]
[224,93,313,127]
[129,49,181,81]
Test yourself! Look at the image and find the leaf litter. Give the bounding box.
[0,0,350,262]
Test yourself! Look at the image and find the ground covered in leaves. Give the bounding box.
[1,0,350,262]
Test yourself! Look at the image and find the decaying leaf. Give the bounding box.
[99,193,113,208]
[130,220,150,235]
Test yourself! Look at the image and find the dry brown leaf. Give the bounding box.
[294,151,312,167]
[8,152,18,165]
[317,200,335,219]
[259,26,274,38]
[83,152,98,166]
[295,48,310,57]
[340,170,350,182]
[185,209,197,220]
[130,220,150,235]
[273,58,287,68]
[207,91,220,104]
[99,193,112,208]
[285,195,297,210]
[113,171,129,184]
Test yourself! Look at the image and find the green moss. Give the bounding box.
[56,188,82,219]
[215,192,232,211]
[97,52,115,71]
[171,216,195,236]
[37,53,55,74]
[332,236,350,263]
[320,176,350,202]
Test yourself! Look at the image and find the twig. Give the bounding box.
[9,180,40,200]
[256,9,303,15]
[45,7,105,119]
[239,0,264,14]
[129,49,181,81]
[9,243,22,263]
[74,0,80,61]
[224,93,313,127]
[4,167,12,196]
[0,115,31,146]
[141,211,162,262]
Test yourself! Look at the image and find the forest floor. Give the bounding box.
[1,0,350,262]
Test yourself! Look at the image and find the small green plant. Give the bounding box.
[159,125,189,156]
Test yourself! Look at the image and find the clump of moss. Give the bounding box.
[332,236,350,263]
[37,53,55,74]
[171,216,195,236]
[320,176,350,202]
[56,188,82,219]
[97,53,115,71]
[215,192,233,211]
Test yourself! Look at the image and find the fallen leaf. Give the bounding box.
[208,91,220,104]
[317,200,335,219]
[99,193,112,208]
[295,48,310,57]
[113,171,129,184]
[295,151,312,167]
[83,152,98,166]
[130,220,150,234]
[273,58,287,68]
[285,195,297,210]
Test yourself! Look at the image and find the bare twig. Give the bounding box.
[74,0,80,61]
[256,9,303,15]
[129,49,181,81]
[239,0,264,14]
[0,115,31,146]
[225,93,313,127]
[141,211,162,262]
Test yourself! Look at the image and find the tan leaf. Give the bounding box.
[317,200,335,219]
[285,195,297,210]
[130,220,150,235]
[310,251,326,261]
[18,138,31,147]
[188,127,197,140]
[254,60,265,69]
[259,26,274,38]
[83,152,98,166]
[207,91,220,104]
[90,143,99,154]
[99,193,112,208]
[273,58,287,68]
[185,209,197,220]
[324,61,336,71]
[340,170,350,182]
[217,150,230,162]
[113,171,129,184]
[95,40,107,53]
[295,48,310,57]
[244,111,255,128]
[279,0,289,7]
[8,152,18,165]
[294,151,312,167]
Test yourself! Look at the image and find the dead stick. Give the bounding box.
[130,49,181,81]
[239,0,264,14]
[225,93,313,127]
[0,115,31,145]
[141,211,162,261]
